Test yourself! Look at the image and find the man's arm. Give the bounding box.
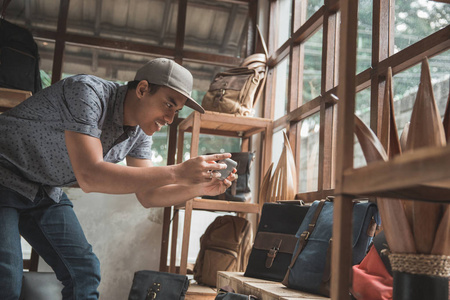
[65,130,232,206]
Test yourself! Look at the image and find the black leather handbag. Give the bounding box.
[128,270,189,300]
[244,201,310,282]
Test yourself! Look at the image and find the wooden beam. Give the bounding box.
[175,0,187,63]
[332,0,359,298]
[51,0,70,84]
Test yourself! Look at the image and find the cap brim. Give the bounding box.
[185,97,205,114]
[167,85,205,114]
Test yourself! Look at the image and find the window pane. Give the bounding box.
[395,1,450,52]
[298,113,320,192]
[302,27,323,103]
[354,88,371,168]
[357,0,372,73]
[7,0,59,30]
[274,57,290,120]
[185,0,249,57]
[307,0,323,19]
[152,127,169,167]
[271,130,286,166]
[393,51,450,136]
[38,41,55,89]
[67,0,177,48]
[276,0,292,48]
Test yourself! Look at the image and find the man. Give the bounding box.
[0,58,235,299]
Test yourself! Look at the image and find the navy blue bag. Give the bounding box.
[282,198,380,296]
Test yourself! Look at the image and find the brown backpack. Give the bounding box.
[201,53,267,116]
[193,215,253,287]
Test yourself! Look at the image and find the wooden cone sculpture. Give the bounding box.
[354,116,415,253]
[431,90,450,256]
[378,67,416,253]
[443,90,450,142]
[258,162,273,206]
[269,132,297,201]
[404,58,446,254]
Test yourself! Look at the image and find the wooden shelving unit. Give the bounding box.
[0,87,31,112]
[331,2,450,300]
[160,111,273,275]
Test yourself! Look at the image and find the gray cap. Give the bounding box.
[134,58,205,114]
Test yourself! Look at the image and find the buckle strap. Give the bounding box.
[282,199,326,286]
[146,282,161,300]
[265,238,282,268]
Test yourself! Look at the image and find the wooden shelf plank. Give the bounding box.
[217,272,329,300]
[179,111,272,135]
[0,88,32,112]
[341,145,450,202]
[175,198,260,214]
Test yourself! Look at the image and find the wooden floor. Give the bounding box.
[216,271,330,300]
[185,282,217,300]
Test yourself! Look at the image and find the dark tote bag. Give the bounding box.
[128,270,189,300]
[244,201,310,282]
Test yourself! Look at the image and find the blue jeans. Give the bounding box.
[0,185,101,300]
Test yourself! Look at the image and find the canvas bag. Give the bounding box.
[244,201,310,282]
[128,270,189,300]
[282,197,380,296]
[201,53,267,116]
[193,215,253,287]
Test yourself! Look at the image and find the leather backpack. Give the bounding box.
[201,53,267,116]
[193,215,253,287]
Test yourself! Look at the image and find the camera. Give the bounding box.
[215,158,237,180]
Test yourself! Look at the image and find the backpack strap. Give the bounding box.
[282,199,326,286]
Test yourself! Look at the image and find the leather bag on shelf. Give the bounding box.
[201,53,267,116]
[244,201,310,282]
[282,197,380,296]
[193,215,253,287]
[128,270,189,300]
[203,152,255,202]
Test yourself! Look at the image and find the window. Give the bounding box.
[265,0,449,201]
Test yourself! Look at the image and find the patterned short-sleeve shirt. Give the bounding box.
[0,74,153,202]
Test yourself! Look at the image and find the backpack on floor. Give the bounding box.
[193,215,253,287]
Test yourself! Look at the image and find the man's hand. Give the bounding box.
[175,153,232,185]
[197,168,237,196]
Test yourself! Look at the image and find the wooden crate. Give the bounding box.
[217,272,329,300]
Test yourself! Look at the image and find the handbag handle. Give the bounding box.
[282,199,326,285]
